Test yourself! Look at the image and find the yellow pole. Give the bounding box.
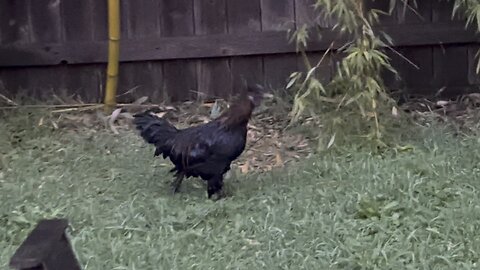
[104,0,121,113]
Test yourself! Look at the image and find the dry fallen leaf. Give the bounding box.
[392,106,399,117]
[133,96,149,105]
[239,160,250,174]
[275,150,283,167]
[437,100,449,106]
[108,108,122,134]
[327,133,336,149]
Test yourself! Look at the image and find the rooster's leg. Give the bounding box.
[171,172,184,194]
[207,175,224,199]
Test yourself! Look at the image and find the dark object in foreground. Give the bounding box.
[9,219,81,270]
[133,84,265,199]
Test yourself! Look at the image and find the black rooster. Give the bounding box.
[133,84,265,199]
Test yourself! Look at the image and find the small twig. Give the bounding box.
[116,86,141,97]
[0,103,165,110]
[50,105,104,113]
[0,103,100,110]
[0,93,18,106]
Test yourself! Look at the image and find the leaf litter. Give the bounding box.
[44,97,313,175]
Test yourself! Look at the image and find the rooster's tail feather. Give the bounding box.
[133,111,178,154]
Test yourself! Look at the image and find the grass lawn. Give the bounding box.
[1,111,480,269]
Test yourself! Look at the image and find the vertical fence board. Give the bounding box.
[397,47,434,96]
[397,0,432,24]
[126,0,160,39]
[261,0,297,90]
[295,0,317,28]
[432,0,469,94]
[382,49,405,91]
[227,0,261,33]
[299,52,332,85]
[0,67,31,98]
[228,0,263,94]
[433,46,469,88]
[21,66,68,101]
[0,0,31,45]
[295,0,333,29]
[432,0,460,23]
[118,61,163,103]
[261,0,295,30]
[364,0,397,25]
[295,0,333,89]
[29,0,62,43]
[63,64,105,103]
[92,0,108,41]
[161,0,197,102]
[62,0,94,42]
[195,0,232,99]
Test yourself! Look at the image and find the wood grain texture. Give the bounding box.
[29,0,63,43]
[161,0,197,102]
[261,0,295,31]
[0,0,478,101]
[126,0,160,39]
[62,64,105,102]
[62,0,94,42]
[0,22,477,66]
[396,47,434,95]
[364,0,397,25]
[227,0,263,95]
[227,0,261,34]
[295,0,332,29]
[298,52,332,85]
[117,61,164,103]
[194,0,232,99]
[431,0,469,91]
[0,0,31,45]
[397,0,433,24]
[433,45,469,87]
[91,0,108,41]
[261,0,297,90]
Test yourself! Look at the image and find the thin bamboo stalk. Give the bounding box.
[104,0,121,113]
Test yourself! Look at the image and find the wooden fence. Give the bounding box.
[0,0,478,103]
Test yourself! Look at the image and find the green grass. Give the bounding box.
[1,111,480,269]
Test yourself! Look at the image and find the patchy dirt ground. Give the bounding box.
[31,97,313,175]
[3,91,480,175]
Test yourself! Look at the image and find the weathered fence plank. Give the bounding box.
[397,0,432,24]
[91,0,108,41]
[29,0,63,43]
[127,0,160,39]
[62,0,94,42]
[2,22,475,67]
[228,0,263,94]
[0,0,31,45]
[118,61,164,103]
[195,0,232,98]
[261,0,298,90]
[160,0,196,101]
[431,0,470,94]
